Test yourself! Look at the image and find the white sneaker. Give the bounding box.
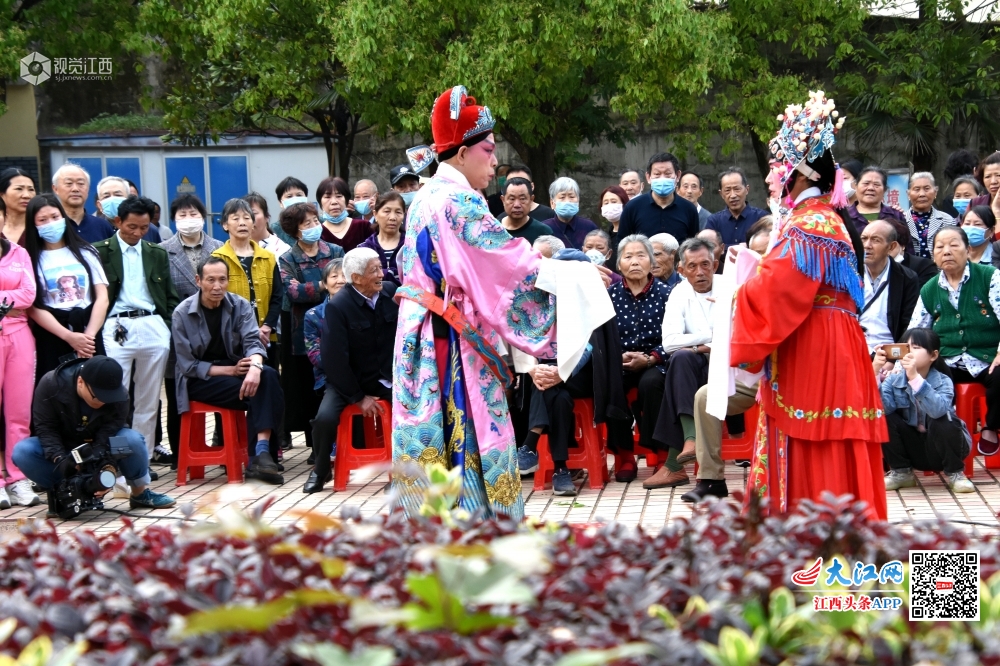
[884,468,917,491]
[0,487,9,509]
[7,479,41,507]
[947,472,975,494]
[113,476,130,499]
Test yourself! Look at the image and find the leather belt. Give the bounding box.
[115,309,153,319]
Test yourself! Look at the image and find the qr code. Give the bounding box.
[909,550,979,621]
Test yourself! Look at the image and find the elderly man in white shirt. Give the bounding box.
[644,236,719,490]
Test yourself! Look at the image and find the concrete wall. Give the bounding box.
[0,83,41,181]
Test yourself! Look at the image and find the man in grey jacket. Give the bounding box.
[172,256,285,485]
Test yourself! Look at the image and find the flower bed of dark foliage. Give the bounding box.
[0,493,998,666]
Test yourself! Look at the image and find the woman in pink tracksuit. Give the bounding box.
[0,197,39,508]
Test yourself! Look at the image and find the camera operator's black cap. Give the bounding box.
[79,357,129,404]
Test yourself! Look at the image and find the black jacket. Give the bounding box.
[32,358,129,462]
[887,260,921,343]
[322,283,398,403]
[589,317,630,424]
[901,253,938,289]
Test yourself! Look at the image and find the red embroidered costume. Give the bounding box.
[730,92,888,520]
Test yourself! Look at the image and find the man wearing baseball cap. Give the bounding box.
[12,356,176,515]
[390,165,421,209]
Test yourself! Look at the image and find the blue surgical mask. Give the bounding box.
[401,192,416,207]
[100,196,126,219]
[354,199,371,216]
[954,198,971,216]
[37,218,67,243]
[282,195,309,208]
[320,210,349,225]
[650,177,675,197]
[964,225,988,247]
[300,225,323,243]
[554,201,579,219]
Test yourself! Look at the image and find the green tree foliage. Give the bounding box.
[131,0,364,179]
[335,0,734,194]
[835,1,1000,172]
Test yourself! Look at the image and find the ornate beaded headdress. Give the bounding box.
[768,90,845,193]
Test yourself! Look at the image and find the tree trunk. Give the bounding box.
[749,130,772,190]
[333,99,360,182]
[501,125,558,206]
[313,113,336,177]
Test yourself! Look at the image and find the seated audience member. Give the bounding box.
[97,177,161,243]
[704,167,767,250]
[351,179,379,224]
[161,194,223,465]
[960,205,999,267]
[0,201,39,508]
[619,169,644,199]
[876,328,973,493]
[886,219,937,286]
[859,220,919,354]
[600,185,630,258]
[318,176,373,252]
[172,257,285,484]
[908,226,1000,456]
[583,229,613,265]
[683,381,758,502]
[846,166,906,235]
[543,177,597,250]
[305,248,396,494]
[359,192,405,285]
[245,192,291,258]
[500,177,551,245]
[697,228,725,274]
[51,164,115,243]
[533,235,565,259]
[948,175,982,219]
[93,196,179,465]
[907,172,957,258]
[606,235,670,482]
[745,215,774,253]
[648,233,681,292]
[271,176,312,246]
[24,194,109,382]
[279,203,345,455]
[617,153,700,243]
[498,166,556,223]
[304,259,346,392]
[647,237,718,489]
[12,356,176,512]
[678,172,711,229]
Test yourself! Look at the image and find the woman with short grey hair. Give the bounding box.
[906,171,957,258]
[533,235,566,258]
[544,176,597,249]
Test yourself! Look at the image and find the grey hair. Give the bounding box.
[951,175,982,195]
[616,234,654,271]
[909,171,937,188]
[584,229,611,245]
[678,237,716,264]
[220,197,254,226]
[533,235,565,255]
[322,257,344,281]
[648,232,678,252]
[96,176,130,197]
[342,247,379,284]
[52,162,90,189]
[354,179,378,195]
[548,177,580,201]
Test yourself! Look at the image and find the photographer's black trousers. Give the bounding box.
[187,366,284,459]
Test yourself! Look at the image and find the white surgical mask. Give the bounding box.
[601,203,623,223]
[175,217,204,237]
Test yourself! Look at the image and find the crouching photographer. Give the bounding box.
[12,356,176,517]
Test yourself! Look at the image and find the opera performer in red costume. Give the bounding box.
[730,91,888,520]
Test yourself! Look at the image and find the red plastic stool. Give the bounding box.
[334,400,392,491]
[177,402,249,485]
[625,387,660,467]
[952,383,989,477]
[695,404,759,476]
[534,398,609,491]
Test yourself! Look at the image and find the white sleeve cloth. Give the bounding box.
[536,258,616,381]
[661,278,716,353]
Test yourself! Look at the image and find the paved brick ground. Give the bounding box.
[3,421,999,537]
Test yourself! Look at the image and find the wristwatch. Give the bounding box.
[251,361,264,371]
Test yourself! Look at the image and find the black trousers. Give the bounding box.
[883,411,970,474]
[187,365,285,459]
[654,350,710,451]
[607,366,664,453]
[949,366,1000,431]
[527,361,594,463]
[311,382,392,477]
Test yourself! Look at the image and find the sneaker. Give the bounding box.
[7,479,41,507]
[979,432,999,456]
[551,469,577,496]
[517,445,539,475]
[947,471,975,494]
[113,476,130,499]
[884,468,917,491]
[245,451,284,485]
[0,487,9,510]
[681,479,729,503]
[151,449,174,466]
[129,488,177,509]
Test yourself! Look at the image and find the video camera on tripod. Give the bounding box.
[50,436,132,519]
